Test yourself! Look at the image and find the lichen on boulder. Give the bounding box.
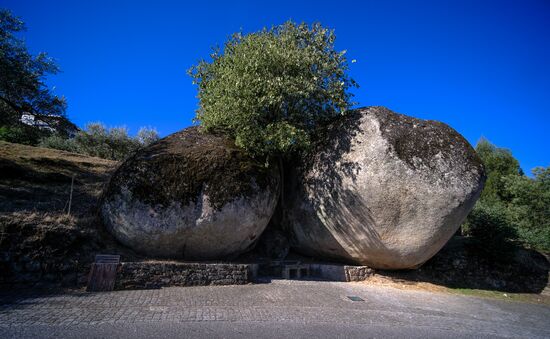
[284,106,486,269]
[101,126,280,259]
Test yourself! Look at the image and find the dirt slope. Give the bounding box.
[0,141,140,287]
[0,141,115,214]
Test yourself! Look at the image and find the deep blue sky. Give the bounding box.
[3,0,549,173]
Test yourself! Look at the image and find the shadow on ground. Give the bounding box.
[376,236,549,294]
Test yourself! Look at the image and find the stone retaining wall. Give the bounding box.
[0,251,85,288]
[115,262,258,290]
[344,265,376,281]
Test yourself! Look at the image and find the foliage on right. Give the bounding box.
[188,21,358,159]
[463,138,550,253]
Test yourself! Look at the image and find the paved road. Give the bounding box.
[1,280,549,338]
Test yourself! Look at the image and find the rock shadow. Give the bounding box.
[282,109,403,264]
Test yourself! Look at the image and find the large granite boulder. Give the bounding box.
[101,127,279,259]
[284,107,485,269]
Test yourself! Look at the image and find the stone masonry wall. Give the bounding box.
[115,262,257,290]
[344,266,376,282]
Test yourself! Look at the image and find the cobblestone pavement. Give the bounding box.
[1,280,549,338]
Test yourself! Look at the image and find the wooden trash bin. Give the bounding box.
[86,254,120,292]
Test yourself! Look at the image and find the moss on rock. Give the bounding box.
[105,126,278,210]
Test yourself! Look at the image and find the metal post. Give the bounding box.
[67,174,75,215]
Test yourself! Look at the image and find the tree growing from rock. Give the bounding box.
[188,21,358,158]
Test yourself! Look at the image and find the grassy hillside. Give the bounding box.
[0,141,115,215]
[0,141,140,287]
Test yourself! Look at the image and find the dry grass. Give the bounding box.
[361,274,449,292]
[0,140,115,165]
[0,141,144,286]
[360,274,550,305]
[0,141,117,216]
[3,211,78,226]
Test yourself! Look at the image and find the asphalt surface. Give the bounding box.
[1,280,549,338]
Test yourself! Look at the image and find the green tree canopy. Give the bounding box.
[503,167,550,251]
[475,137,522,202]
[464,138,550,252]
[188,21,358,158]
[0,9,67,129]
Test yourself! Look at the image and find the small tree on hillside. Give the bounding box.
[188,21,358,159]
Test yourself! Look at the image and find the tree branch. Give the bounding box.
[0,95,23,115]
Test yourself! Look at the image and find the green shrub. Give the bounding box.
[0,124,48,145]
[503,168,550,252]
[39,133,77,152]
[462,201,518,258]
[40,123,159,161]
